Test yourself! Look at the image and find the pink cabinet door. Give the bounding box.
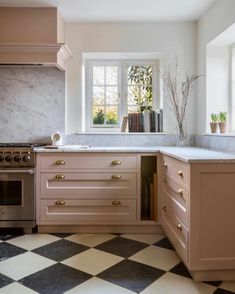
[39,198,137,224]
[40,172,137,197]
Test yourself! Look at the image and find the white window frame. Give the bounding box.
[84,54,160,133]
[231,46,235,132]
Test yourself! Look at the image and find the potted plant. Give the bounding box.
[218,111,227,133]
[210,113,219,133]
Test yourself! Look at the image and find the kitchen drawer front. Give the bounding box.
[39,199,137,223]
[162,176,188,209]
[162,190,188,227]
[161,155,190,188]
[39,154,137,170]
[40,172,137,196]
[161,205,188,263]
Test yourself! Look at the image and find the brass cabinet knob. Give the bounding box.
[163,178,167,183]
[163,206,167,212]
[112,160,121,165]
[55,174,65,180]
[111,174,122,180]
[163,163,167,168]
[55,160,65,165]
[177,189,183,197]
[177,223,182,231]
[55,200,65,206]
[178,170,183,177]
[112,201,121,206]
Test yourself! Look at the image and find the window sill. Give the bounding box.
[75,132,168,135]
[202,133,235,137]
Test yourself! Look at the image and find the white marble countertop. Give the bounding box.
[35,146,235,163]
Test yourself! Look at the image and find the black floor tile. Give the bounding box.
[97,259,165,293]
[153,237,174,250]
[214,289,235,294]
[19,263,92,294]
[205,281,222,287]
[95,236,148,258]
[169,262,192,279]
[50,233,74,238]
[0,228,24,241]
[0,273,14,288]
[32,239,89,262]
[0,242,26,261]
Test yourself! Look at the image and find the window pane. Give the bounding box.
[128,106,139,113]
[128,86,139,105]
[106,87,118,105]
[93,86,105,105]
[93,107,105,125]
[139,66,153,85]
[93,66,104,85]
[128,66,139,85]
[140,85,153,108]
[106,106,118,125]
[106,66,118,85]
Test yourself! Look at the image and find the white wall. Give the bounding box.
[197,0,235,133]
[206,45,230,131]
[65,22,196,135]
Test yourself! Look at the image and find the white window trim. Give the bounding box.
[83,53,161,133]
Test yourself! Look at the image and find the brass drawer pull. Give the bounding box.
[163,206,167,212]
[112,160,121,165]
[55,174,65,180]
[111,174,122,180]
[55,200,65,206]
[163,178,167,183]
[178,170,183,177]
[163,163,167,168]
[177,189,183,197]
[112,201,121,206]
[55,160,65,165]
[177,223,182,231]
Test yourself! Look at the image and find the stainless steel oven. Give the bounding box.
[0,143,43,232]
[0,168,35,229]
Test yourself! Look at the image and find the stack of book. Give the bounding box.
[143,109,163,133]
[128,112,144,132]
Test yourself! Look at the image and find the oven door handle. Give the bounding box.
[0,169,34,174]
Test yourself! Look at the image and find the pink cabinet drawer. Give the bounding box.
[40,172,137,197]
[162,176,189,210]
[161,205,188,263]
[161,155,190,188]
[39,154,137,170]
[39,199,137,224]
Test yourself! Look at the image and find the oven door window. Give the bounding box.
[0,180,22,206]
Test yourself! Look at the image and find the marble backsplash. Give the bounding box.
[195,134,235,153]
[0,67,65,143]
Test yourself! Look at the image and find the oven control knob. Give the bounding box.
[5,155,12,162]
[14,155,21,162]
[23,155,31,162]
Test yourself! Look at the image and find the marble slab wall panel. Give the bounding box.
[0,67,65,143]
[65,133,177,147]
[195,135,235,153]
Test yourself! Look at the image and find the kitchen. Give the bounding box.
[0,0,235,293]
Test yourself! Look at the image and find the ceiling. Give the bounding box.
[0,0,216,22]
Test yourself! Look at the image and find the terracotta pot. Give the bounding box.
[210,122,218,133]
[219,122,226,133]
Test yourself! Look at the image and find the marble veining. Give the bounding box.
[0,67,65,143]
[195,134,235,153]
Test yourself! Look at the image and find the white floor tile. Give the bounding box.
[129,245,180,271]
[62,248,123,275]
[6,234,60,250]
[65,233,116,247]
[220,281,235,292]
[65,277,135,294]
[0,252,56,280]
[140,272,216,294]
[0,282,39,294]
[121,234,165,245]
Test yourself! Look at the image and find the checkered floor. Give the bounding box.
[0,231,235,294]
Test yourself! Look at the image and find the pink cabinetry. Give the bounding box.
[36,153,139,226]
[160,154,235,281]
